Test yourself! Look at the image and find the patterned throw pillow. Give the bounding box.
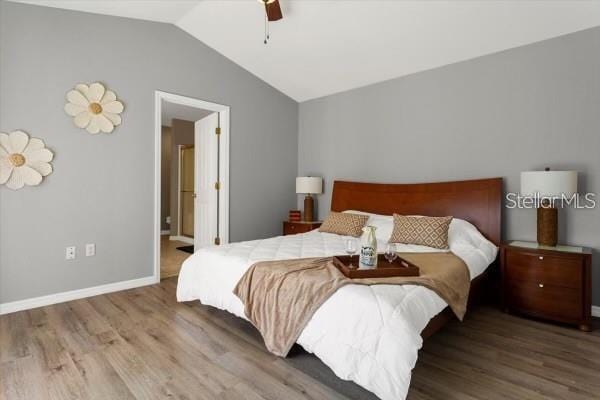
[319,212,369,237]
[389,214,453,249]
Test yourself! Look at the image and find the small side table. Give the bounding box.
[500,241,592,331]
[283,221,322,236]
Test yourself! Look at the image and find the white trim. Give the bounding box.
[154,92,163,285]
[592,305,600,318]
[219,106,230,247]
[154,91,230,283]
[169,235,194,245]
[161,230,170,235]
[0,276,155,316]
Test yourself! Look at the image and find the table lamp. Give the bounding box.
[296,177,322,222]
[520,168,577,247]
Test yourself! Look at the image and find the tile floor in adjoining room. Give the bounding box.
[160,235,190,279]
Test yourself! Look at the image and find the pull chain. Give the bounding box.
[264,4,269,44]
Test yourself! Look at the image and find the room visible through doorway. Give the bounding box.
[155,92,230,280]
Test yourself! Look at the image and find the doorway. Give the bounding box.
[154,91,230,281]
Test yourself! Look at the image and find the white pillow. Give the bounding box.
[448,218,498,263]
[342,210,393,242]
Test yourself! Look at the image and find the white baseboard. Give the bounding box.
[169,235,194,245]
[0,275,157,316]
[161,230,170,235]
[592,306,600,318]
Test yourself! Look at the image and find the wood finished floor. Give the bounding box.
[1,278,598,400]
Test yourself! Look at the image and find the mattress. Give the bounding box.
[177,217,497,400]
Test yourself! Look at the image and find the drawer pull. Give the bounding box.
[538,256,544,260]
[538,283,544,288]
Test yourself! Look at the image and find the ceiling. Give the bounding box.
[161,100,213,127]
[13,0,199,23]
[12,1,600,102]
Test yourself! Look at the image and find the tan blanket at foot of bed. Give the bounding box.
[233,253,470,357]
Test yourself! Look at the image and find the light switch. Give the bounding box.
[85,243,96,257]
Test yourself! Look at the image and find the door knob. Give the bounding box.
[192,193,197,198]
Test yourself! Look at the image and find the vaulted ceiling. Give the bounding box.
[12,0,600,102]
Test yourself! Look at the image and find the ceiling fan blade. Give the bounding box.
[266,0,283,21]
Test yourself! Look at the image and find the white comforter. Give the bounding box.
[177,218,497,400]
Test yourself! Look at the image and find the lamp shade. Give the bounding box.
[520,170,577,197]
[296,176,322,194]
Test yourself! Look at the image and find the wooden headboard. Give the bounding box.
[330,178,502,245]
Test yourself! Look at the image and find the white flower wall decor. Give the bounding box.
[64,82,124,134]
[0,130,54,190]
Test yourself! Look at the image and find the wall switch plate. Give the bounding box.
[85,243,96,257]
[66,246,76,260]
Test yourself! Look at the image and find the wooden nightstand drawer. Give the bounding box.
[283,221,322,236]
[505,250,582,289]
[500,241,592,331]
[507,280,582,322]
[285,223,299,234]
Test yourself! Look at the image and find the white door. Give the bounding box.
[194,113,219,250]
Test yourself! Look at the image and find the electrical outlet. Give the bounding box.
[66,246,76,260]
[85,243,96,257]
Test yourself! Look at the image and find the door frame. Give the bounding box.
[153,91,230,282]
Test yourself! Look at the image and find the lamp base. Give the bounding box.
[537,204,557,247]
[303,195,314,222]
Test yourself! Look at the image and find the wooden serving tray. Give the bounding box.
[333,254,420,279]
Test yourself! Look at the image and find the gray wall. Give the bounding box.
[299,27,600,306]
[0,2,298,303]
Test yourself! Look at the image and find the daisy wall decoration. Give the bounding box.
[0,130,54,190]
[64,82,124,134]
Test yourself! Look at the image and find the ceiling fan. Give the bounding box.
[258,0,283,44]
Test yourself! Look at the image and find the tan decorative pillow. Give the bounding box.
[319,212,369,237]
[389,214,453,249]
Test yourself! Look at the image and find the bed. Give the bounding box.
[177,178,502,400]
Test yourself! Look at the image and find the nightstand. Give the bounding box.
[283,221,322,236]
[500,241,592,331]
